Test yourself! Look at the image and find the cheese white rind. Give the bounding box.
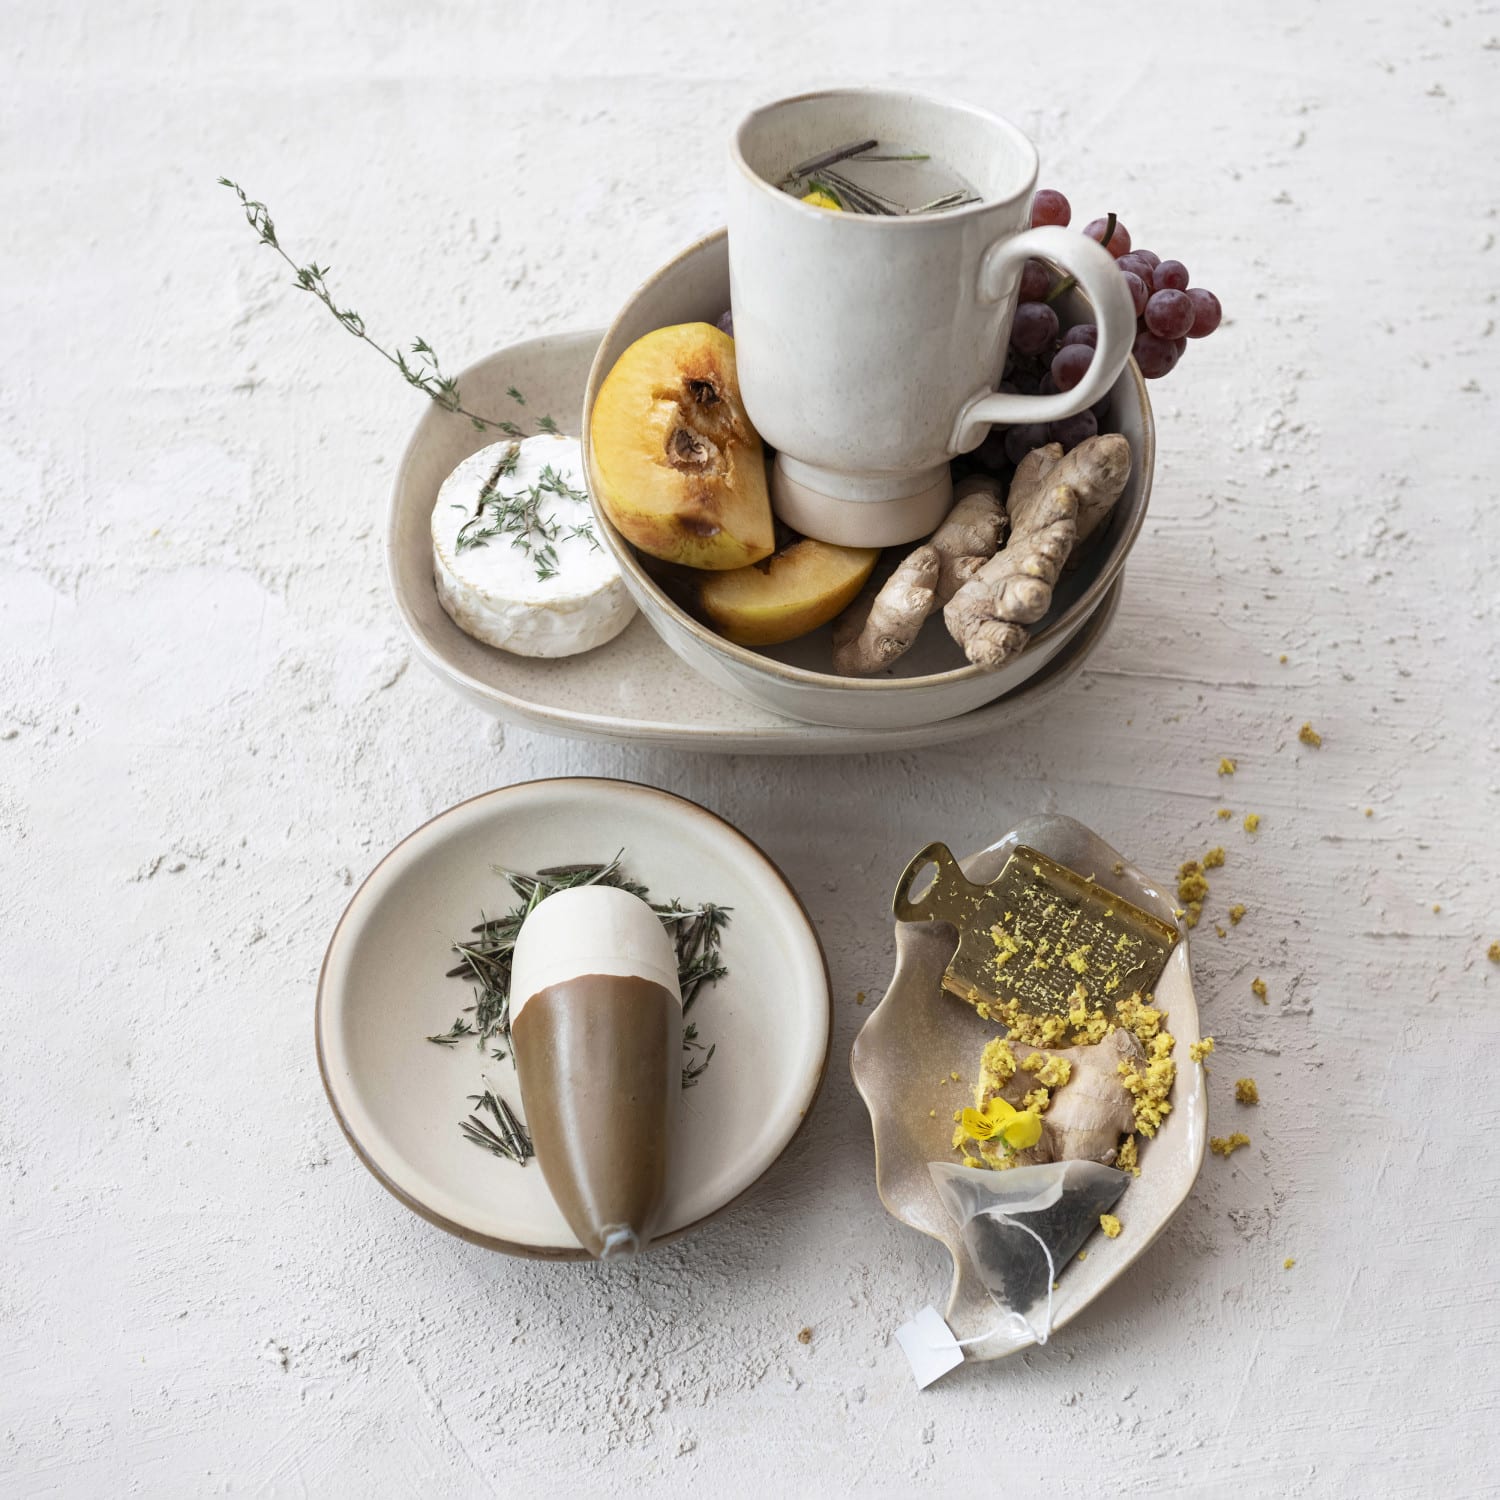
[431,435,634,658]
[509,886,683,1021]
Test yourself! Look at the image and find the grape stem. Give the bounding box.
[1043,212,1117,306]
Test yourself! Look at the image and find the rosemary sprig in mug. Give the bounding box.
[219,178,557,438]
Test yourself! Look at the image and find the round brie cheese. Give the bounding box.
[431,434,634,657]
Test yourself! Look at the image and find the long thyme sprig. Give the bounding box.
[219,178,552,436]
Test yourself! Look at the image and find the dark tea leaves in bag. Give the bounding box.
[930,1159,1129,1342]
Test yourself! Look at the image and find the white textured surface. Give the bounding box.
[4,1,1498,1495]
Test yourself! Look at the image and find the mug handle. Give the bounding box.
[949,224,1139,453]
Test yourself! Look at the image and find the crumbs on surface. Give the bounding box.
[1243,813,1261,833]
[1203,846,1226,870]
[1210,1132,1251,1157]
[1116,1135,1139,1176]
[1189,1037,1215,1063]
[1216,808,1233,821]
[855,990,866,1005]
[1251,977,1268,1003]
[1432,904,1441,914]
[1229,903,1247,925]
[1278,653,1288,664]
[1364,807,1373,818]
[1100,1213,1123,1239]
[1283,1257,1296,1270]
[1077,1249,1088,1261]
[797,1326,813,1345]
[1298,722,1322,748]
[1489,941,1500,964]
[1235,1077,1259,1104]
[1218,757,1237,776]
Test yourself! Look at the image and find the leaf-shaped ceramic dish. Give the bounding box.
[851,814,1206,1361]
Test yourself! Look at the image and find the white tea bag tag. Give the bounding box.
[895,1306,964,1390]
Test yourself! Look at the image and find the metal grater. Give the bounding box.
[892,841,1180,1017]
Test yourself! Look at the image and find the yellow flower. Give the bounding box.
[958,1097,1043,1151]
[800,188,842,211]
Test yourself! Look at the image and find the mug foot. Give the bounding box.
[771,458,953,547]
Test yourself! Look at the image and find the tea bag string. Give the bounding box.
[930,1217,1057,1351]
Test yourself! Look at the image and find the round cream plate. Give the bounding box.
[317,778,830,1257]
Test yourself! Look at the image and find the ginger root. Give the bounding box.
[986,1030,1145,1168]
[830,477,1005,676]
[831,545,939,676]
[931,476,1008,603]
[943,434,1130,670]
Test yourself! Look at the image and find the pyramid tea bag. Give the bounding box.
[929,1159,1129,1345]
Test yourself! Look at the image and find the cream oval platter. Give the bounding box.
[386,329,1125,755]
[317,777,831,1257]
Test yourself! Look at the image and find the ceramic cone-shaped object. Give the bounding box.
[509,885,681,1258]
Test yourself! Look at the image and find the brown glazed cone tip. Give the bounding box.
[511,974,680,1259]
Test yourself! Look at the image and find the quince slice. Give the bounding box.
[697,539,880,647]
[590,323,774,571]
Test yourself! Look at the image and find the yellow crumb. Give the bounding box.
[1278,654,1288,664]
[1189,1037,1215,1063]
[1210,1132,1251,1157]
[960,1155,982,1169]
[1020,1052,1073,1090]
[1235,1077,1259,1105]
[1251,977,1268,1003]
[855,990,866,1005]
[950,1071,961,1082]
[1215,924,1228,939]
[928,1109,936,1118]
[1216,808,1233,821]
[1243,813,1261,833]
[1298,722,1322,748]
[1178,860,1210,905]
[1363,808,1373,818]
[1432,904,1441,914]
[1183,903,1203,929]
[797,1326,813,1344]
[1203,846,1226,869]
[1283,1257,1296,1270]
[1077,1250,1088,1262]
[1218,757,1237,775]
[1489,942,1500,964]
[1112,861,1125,875]
[1115,1136,1139,1176]
[1100,1213,1123,1239]
[1229,903,1247,925]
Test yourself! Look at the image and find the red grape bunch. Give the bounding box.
[990,187,1222,465]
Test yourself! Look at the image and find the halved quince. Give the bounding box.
[590,323,774,571]
[697,539,879,647]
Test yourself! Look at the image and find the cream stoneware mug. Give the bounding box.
[728,89,1137,547]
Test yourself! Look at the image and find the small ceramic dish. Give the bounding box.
[317,777,831,1257]
[850,814,1205,1360]
[581,229,1155,731]
[386,329,1126,754]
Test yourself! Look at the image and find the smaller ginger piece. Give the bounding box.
[943,435,1129,669]
[1210,1132,1251,1157]
[1252,977,1268,1003]
[831,477,1004,675]
[831,546,939,675]
[1189,1037,1215,1063]
[1235,1077,1259,1104]
[1489,942,1500,964]
[1298,722,1322,747]
[1100,1213,1123,1239]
